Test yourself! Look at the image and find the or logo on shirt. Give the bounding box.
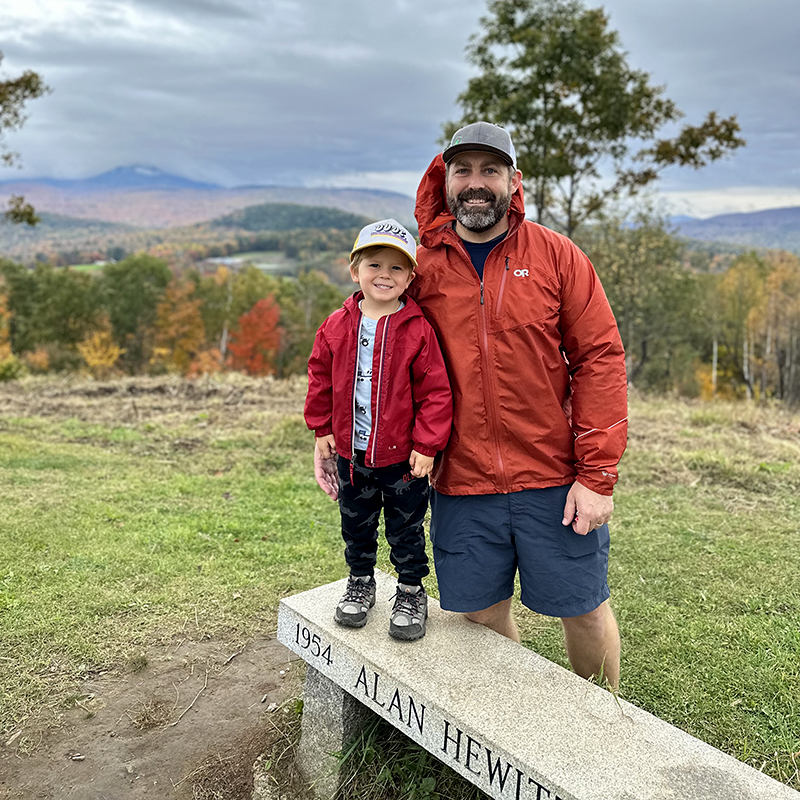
[514,269,529,277]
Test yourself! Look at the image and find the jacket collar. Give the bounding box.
[343,290,423,321]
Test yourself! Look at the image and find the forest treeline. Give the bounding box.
[1,213,799,405]
[0,254,345,380]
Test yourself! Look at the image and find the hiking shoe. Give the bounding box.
[334,574,376,628]
[389,583,428,641]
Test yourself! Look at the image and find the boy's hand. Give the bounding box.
[315,434,337,459]
[409,450,434,478]
[313,444,338,501]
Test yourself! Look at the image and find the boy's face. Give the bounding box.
[350,247,414,307]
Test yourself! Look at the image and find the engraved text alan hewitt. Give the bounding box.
[283,616,566,800]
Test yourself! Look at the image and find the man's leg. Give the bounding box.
[561,599,619,690]
[465,598,521,643]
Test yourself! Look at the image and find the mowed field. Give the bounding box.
[0,376,798,791]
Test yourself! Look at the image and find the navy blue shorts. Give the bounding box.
[429,485,610,618]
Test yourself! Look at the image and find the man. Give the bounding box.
[317,122,627,688]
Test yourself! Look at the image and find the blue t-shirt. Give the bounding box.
[462,231,507,279]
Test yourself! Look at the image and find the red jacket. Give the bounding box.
[410,155,627,496]
[305,291,452,467]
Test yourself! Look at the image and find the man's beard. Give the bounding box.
[446,184,513,233]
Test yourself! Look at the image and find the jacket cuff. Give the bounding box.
[412,443,438,457]
[314,425,333,438]
[575,471,616,496]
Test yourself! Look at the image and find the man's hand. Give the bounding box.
[562,481,613,536]
[313,443,338,501]
[409,450,434,478]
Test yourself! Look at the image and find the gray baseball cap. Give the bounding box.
[443,121,517,167]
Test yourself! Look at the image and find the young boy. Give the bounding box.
[304,219,452,641]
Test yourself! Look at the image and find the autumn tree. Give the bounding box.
[1,52,49,225]
[77,316,125,379]
[228,297,282,376]
[275,270,344,376]
[720,252,800,403]
[153,279,206,373]
[0,276,25,379]
[447,0,745,237]
[99,254,171,372]
[194,265,233,359]
[0,260,100,368]
[0,285,11,358]
[713,253,769,399]
[193,265,280,362]
[580,210,704,392]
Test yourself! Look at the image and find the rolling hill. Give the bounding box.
[210,203,370,232]
[673,206,800,253]
[0,167,416,229]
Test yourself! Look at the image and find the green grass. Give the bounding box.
[1,388,799,790]
[0,410,347,734]
[66,263,106,273]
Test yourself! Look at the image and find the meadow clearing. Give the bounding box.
[0,375,798,797]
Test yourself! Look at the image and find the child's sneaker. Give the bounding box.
[389,583,428,641]
[334,574,376,628]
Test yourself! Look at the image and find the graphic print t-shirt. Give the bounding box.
[352,302,404,451]
[353,315,377,449]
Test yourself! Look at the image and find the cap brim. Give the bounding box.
[350,240,417,269]
[442,142,515,166]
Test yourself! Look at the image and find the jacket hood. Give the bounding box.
[414,153,526,249]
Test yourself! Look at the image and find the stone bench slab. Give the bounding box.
[277,570,798,800]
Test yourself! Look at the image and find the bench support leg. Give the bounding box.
[297,665,371,799]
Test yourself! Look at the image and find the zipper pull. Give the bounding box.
[505,256,510,270]
[480,279,485,305]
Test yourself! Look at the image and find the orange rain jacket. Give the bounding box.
[409,155,628,497]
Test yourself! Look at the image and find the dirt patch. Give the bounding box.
[0,636,302,800]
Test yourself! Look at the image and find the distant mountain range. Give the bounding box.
[671,207,800,252]
[1,166,799,252]
[0,166,415,228]
[0,165,220,193]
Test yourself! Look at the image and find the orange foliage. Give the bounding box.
[155,280,206,373]
[23,347,50,374]
[0,292,11,359]
[188,348,224,377]
[228,297,282,376]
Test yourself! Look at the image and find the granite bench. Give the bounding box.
[276,569,798,800]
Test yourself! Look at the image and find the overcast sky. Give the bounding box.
[1,0,797,218]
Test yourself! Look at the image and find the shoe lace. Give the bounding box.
[343,578,372,603]
[392,588,422,617]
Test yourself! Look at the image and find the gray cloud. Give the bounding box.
[0,0,797,214]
